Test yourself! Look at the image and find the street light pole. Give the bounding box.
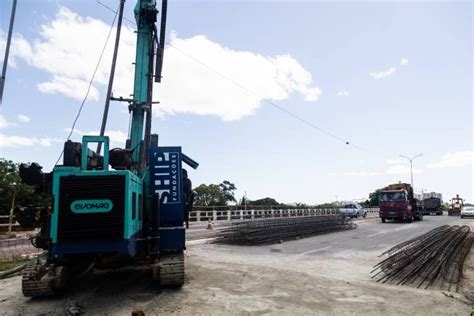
[8,190,15,234]
[244,191,247,211]
[399,154,423,191]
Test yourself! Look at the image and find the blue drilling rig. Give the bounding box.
[20,0,198,296]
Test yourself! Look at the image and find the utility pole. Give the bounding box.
[97,0,126,154]
[0,0,17,104]
[400,154,423,191]
[244,191,247,211]
[8,190,16,234]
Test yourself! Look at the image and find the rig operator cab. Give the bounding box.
[379,183,423,223]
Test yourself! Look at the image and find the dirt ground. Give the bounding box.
[0,218,472,315]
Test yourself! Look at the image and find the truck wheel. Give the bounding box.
[381,218,386,223]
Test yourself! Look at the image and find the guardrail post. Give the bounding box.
[197,211,201,222]
[251,209,254,220]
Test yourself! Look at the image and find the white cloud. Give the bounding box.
[343,170,381,176]
[0,8,132,101]
[0,31,33,68]
[370,67,396,80]
[3,7,322,121]
[17,114,31,123]
[103,130,127,146]
[158,33,322,120]
[0,115,9,128]
[387,159,403,165]
[65,128,127,147]
[328,170,381,177]
[0,133,59,148]
[38,75,99,101]
[386,164,421,175]
[427,151,474,169]
[370,58,407,80]
[337,90,349,97]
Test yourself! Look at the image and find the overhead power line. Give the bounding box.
[54,4,119,167]
[96,1,395,160]
[166,42,394,159]
[97,0,136,26]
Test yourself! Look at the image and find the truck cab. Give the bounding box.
[379,190,412,222]
[379,183,423,223]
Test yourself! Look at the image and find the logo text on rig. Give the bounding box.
[152,151,181,204]
[70,199,114,213]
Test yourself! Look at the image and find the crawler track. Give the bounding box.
[371,225,473,291]
[22,258,67,297]
[158,252,185,286]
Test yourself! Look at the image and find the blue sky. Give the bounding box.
[0,0,472,204]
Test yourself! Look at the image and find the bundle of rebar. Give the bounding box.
[371,225,473,291]
[213,215,356,245]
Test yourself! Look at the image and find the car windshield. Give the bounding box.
[463,206,474,211]
[343,204,355,208]
[380,192,406,202]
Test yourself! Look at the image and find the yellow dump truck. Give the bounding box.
[449,195,463,216]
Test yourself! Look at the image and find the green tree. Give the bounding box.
[194,181,238,206]
[194,184,224,206]
[0,159,50,215]
[243,197,280,206]
[367,188,384,207]
[294,202,308,208]
[314,202,338,208]
[219,180,237,204]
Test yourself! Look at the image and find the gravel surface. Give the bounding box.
[0,215,472,315]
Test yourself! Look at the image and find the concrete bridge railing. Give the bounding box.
[189,207,380,223]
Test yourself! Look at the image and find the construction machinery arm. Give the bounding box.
[129,0,167,172]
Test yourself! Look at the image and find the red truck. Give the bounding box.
[379,183,423,223]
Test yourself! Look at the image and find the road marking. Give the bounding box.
[298,246,332,256]
[367,232,386,238]
[186,238,215,245]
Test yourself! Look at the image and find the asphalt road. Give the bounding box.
[185,212,380,241]
[0,214,471,315]
[258,214,467,256]
[189,214,469,274]
[179,214,473,315]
